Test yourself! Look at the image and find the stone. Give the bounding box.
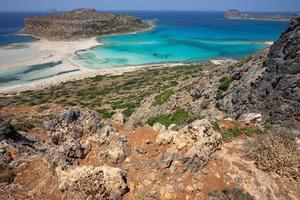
[60,165,129,200]
[157,119,222,173]
[208,187,254,200]
[239,113,262,125]
[111,112,125,126]
[153,122,166,132]
[156,130,177,145]
[45,108,102,145]
[96,126,131,164]
[0,117,20,141]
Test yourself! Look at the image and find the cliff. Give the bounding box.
[21,8,151,41]
[219,15,300,128]
[225,9,291,21]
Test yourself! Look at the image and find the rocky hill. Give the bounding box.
[0,14,299,200]
[219,15,300,129]
[21,8,151,40]
[225,9,291,21]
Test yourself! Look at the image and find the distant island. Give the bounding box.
[225,9,291,20]
[21,8,152,41]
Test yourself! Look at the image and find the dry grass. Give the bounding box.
[246,131,300,181]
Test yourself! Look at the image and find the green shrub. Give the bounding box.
[220,125,263,142]
[97,109,115,119]
[215,76,232,100]
[218,76,232,91]
[153,89,174,106]
[147,109,190,127]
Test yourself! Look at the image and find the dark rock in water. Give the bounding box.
[208,188,254,200]
[21,8,152,41]
[45,108,102,145]
[219,16,300,128]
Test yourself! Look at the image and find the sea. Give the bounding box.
[0,11,291,86]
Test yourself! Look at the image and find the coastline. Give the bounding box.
[0,21,156,94]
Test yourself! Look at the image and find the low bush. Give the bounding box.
[246,131,299,180]
[97,109,115,119]
[153,89,174,106]
[147,109,190,127]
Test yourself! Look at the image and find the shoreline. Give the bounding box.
[0,62,187,94]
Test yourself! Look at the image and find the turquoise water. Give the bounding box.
[75,11,288,69]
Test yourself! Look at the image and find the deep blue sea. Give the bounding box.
[0,11,291,87]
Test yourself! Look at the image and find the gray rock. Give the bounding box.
[60,165,129,200]
[96,126,131,164]
[219,16,300,129]
[156,119,222,173]
[45,108,102,145]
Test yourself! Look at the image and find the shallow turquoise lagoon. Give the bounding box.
[75,11,288,69]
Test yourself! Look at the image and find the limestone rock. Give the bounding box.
[96,126,131,164]
[219,16,300,129]
[45,108,102,145]
[60,165,129,200]
[239,113,262,125]
[111,112,125,126]
[156,119,222,173]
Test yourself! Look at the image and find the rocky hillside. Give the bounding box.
[21,8,151,40]
[0,14,299,200]
[219,15,300,129]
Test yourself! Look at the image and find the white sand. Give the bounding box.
[0,37,101,72]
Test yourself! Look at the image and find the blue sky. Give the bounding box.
[0,0,299,12]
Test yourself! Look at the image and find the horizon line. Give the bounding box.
[0,9,299,13]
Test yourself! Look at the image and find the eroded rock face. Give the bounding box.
[0,117,19,141]
[219,16,300,128]
[22,8,151,40]
[208,187,254,200]
[60,165,129,200]
[156,119,222,173]
[95,126,131,164]
[45,108,102,145]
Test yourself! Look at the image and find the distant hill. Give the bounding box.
[21,8,151,41]
[225,9,291,21]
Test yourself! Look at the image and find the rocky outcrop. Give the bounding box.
[156,119,222,173]
[219,16,300,128]
[60,166,129,200]
[45,108,102,145]
[93,126,131,165]
[21,8,152,40]
[225,9,291,21]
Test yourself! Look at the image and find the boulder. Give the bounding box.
[60,165,129,200]
[96,126,131,164]
[45,108,102,145]
[0,117,20,141]
[111,112,125,126]
[239,113,262,125]
[156,119,222,173]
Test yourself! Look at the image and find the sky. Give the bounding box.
[0,0,299,12]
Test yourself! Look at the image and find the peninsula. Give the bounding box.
[21,8,152,40]
[225,9,291,20]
